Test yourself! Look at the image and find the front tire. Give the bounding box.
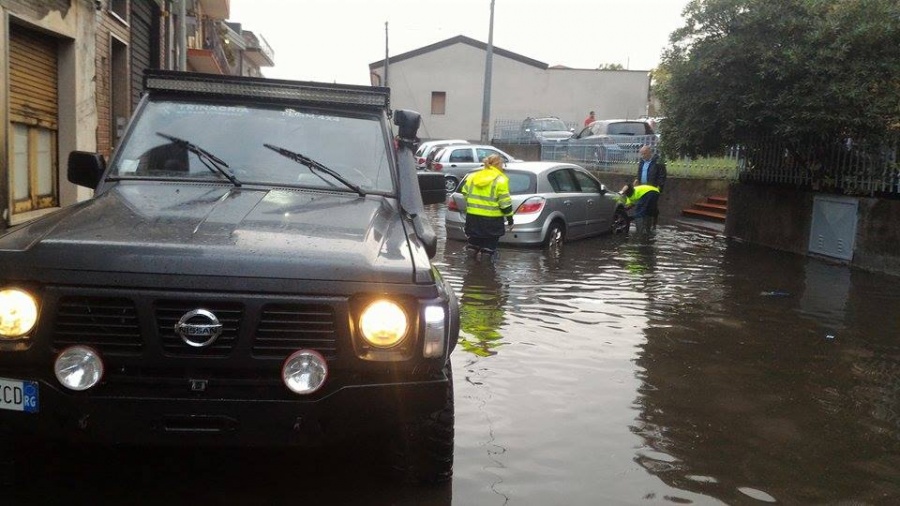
[444,176,459,193]
[391,362,455,484]
[612,208,630,234]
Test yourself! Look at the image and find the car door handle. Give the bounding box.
[563,200,572,206]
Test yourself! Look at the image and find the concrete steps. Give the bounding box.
[682,195,727,222]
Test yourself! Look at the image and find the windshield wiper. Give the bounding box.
[156,132,241,187]
[263,143,365,197]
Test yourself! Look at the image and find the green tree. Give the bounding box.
[597,63,625,70]
[657,0,900,158]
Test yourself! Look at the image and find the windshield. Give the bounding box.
[534,119,568,131]
[110,98,394,193]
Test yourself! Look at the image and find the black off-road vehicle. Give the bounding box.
[0,71,458,483]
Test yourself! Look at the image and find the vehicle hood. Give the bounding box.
[535,130,573,140]
[0,184,421,284]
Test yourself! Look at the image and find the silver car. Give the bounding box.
[429,144,521,192]
[445,162,629,250]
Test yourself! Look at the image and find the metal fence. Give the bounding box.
[492,118,579,144]
[738,137,900,197]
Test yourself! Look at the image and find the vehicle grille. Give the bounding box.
[156,299,242,357]
[254,303,337,359]
[49,294,339,361]
[52,296,143,355]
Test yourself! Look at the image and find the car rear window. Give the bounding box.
[505,171,536,194]
[607,122,650,135]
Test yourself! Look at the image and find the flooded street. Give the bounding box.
[438,206,900,505]
[12,205,900,505]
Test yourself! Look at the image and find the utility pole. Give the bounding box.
[480,0,495,144]
[384,22,390,87]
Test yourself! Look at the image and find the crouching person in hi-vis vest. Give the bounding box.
[462,154,514,261]
[620,183,660,235]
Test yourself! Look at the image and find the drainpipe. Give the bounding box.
[176,0,187,71]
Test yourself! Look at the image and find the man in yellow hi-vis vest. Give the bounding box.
[461,154,514,260]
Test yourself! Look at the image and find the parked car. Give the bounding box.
[0,70,459,484]
[519,117,575,143]
[568,119,658,164]
[445,161,629,251]
[415,139,469,170]
[430,144,522,192]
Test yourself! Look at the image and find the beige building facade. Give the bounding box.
[369,35,651,141]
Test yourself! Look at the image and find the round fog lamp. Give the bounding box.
[282,350,328,395]
[54,345,104,391]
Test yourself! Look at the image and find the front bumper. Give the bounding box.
[0,373,449,447]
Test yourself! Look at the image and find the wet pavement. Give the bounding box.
[11,206,900,505]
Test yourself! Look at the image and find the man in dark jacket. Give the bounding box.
[634,145,667,229]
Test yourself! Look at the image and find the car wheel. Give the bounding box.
[390,361,455,484]
[544,221,565,254]
[444,177,459,193]
[612,208,630,234]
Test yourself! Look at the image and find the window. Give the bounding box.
[448,148,474,163]
[431,92,446,115]
[506,173,536,195]
[572,170,601,193]
[110,0,129,22]
[475,148,503,162]
[548,170,578,193]
[11,124,58,214]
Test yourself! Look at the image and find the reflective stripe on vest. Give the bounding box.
[464,171,511,217]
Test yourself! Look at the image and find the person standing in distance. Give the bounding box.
[634,145,667,229]
[584,110,596,127]
[461,154,514,261]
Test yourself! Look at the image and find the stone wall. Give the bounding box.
[726,183,900,277]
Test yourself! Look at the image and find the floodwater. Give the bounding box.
[11,206,900,505]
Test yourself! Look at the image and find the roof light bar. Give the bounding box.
[144,71,389,110]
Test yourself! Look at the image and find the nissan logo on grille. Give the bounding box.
[175,309,223,348]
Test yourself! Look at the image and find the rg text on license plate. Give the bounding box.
[0,377,39,413]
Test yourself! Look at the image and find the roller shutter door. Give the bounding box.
[10,24,58,128]
[131,1,160,109]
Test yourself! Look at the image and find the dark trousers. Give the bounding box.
[464,214,506,251]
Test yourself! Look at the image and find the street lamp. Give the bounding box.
[480,0,495,144]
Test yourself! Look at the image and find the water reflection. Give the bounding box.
[432,203,899,505]
[457,260,509,357]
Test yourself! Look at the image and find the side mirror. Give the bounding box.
[417,172,446,205]
[68,151,106,189]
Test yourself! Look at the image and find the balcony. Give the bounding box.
[198,0,229,20]
[242,30,274,67]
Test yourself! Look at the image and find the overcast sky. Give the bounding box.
[228,0,692,85]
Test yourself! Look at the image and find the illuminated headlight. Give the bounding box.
[359,300,408,348]
[0,288,39,339]
[282,350,328,395]
[54,346,104,391]
[422,306,447,358]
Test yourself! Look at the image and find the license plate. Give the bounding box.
[0,377,39,413]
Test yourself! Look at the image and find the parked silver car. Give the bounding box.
[430,144,521,192]
[414,139,469,170]
[445,162,628,250]
[567,119,658,164]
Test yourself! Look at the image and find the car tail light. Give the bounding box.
[447,198,459,212]
[417,157,425,165]
[432,163,443,171]
[516,197,545,214]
